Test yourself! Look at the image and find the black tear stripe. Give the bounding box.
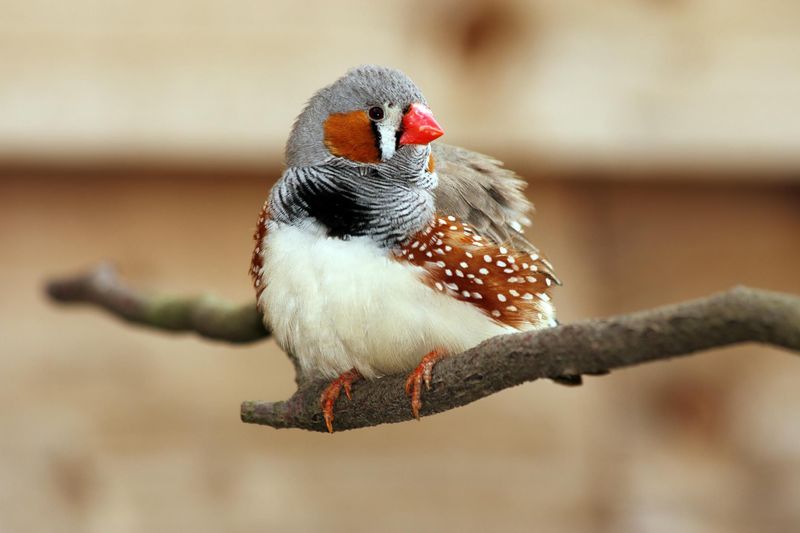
[395,104,411,150]
[369,119,383,161]
[394,123,404,152]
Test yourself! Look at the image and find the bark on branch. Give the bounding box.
[46,265,800,433]
[46,263,268,343]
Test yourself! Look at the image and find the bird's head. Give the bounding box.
[285,65,444,169]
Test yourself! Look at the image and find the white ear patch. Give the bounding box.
[377,104,403,161]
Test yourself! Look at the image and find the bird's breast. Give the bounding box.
[255,221,522,380]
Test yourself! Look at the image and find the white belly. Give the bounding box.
[257,223,521,380]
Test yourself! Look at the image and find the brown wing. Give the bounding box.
[250,201,270,301]
[395,215,558,329]
[432,143,559,283]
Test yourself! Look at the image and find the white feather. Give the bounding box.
[257,222,536,379]
[376,103,403,161]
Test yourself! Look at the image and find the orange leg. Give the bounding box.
[404,349,447,420]
[320,368,363,433]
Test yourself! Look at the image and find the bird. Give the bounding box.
[250,65,560,432]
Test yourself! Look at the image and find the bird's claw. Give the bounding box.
[405,371,423,419]
[319,368,362,433]
[404,349,446,420]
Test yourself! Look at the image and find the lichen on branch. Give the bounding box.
[46,263,268,343]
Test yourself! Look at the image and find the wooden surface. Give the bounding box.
[2,0,799,172]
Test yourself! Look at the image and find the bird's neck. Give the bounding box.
[269,146,436,248]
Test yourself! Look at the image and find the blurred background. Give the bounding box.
[2,1,799,532]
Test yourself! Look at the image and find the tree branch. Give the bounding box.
[45,263,269,343]
[241,287,800,432]
[45,266,800,433]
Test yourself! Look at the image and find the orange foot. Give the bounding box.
[404,349,447,419]
[320,368,363,433]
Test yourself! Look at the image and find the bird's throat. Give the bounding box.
[269,160,436,248]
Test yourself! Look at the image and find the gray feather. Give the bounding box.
[279,64,559,283]
[432,143,559,282]
[286,65,426,168]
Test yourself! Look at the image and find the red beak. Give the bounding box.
[398,103,444,146]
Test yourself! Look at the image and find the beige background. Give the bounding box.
[2,1,800,532]
[2,0,800,169]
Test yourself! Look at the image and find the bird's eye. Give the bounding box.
[368,106,385,121]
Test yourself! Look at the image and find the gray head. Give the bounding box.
[285,65,443,167]
[270,66,444,248]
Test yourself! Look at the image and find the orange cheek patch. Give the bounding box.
[323,110,381,163]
